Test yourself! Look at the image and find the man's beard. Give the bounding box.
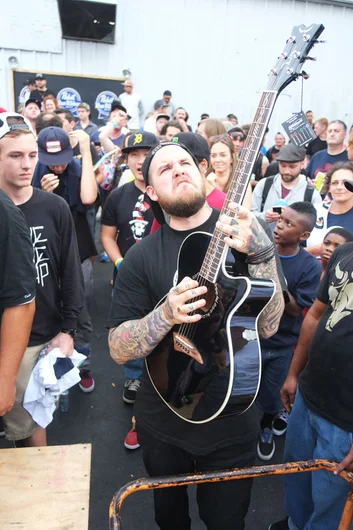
[282,173,301,182]
[157,183,207,218]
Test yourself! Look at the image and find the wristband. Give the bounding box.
[115,258,123,270]
[245,243,275,265]
[61,328,77,338]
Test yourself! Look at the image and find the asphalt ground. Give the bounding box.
[0,233,287,530]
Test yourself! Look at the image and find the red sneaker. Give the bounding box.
[124,417,140,450]
[79,369,95,393]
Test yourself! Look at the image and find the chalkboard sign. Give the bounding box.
[12,69,125,125]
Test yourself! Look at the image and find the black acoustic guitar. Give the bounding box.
[146,23,324,423]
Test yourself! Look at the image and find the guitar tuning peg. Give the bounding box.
[301,71,310,80]
[306,56,317,61]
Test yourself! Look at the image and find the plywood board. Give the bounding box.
[0,444,91,530]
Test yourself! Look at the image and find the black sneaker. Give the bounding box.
[272,409,289,436]
[268,517,289,529]
[257,428,275,460]
[123,379,141,404]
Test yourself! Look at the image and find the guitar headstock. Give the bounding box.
[267,23,325,93]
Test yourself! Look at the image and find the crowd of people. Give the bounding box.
[1,73,353,530]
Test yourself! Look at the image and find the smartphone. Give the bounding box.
[94,142,101,147]
[272,207,282,214]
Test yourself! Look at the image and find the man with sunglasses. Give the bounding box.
[0,113,84,446]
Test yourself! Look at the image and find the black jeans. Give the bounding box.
[138,426,257,530]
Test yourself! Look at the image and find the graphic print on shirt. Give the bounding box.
[30,226,49,287]
[326,261,353,331]
[129,194,150,242]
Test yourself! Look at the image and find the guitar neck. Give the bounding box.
[200,90,278,283]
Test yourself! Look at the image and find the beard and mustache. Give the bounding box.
[156,180,207,218]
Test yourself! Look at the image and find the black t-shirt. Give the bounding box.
[18,188,85,346]
[0,190,36,315]
[101,181,154,257]
[306,137,327,158]
[299,243,353,432]
[72,143,99,166]
[266,145,280,162]
[29,88,56,101]
[106,209,261,454]
[32,160,97,262]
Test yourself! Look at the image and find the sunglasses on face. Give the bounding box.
[230,133,245,141]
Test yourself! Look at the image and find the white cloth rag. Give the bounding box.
[23,347,85,428]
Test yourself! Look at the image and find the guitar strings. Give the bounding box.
[179,83,280,339]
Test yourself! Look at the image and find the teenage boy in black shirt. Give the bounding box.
[0,113,84,446]
[256,202,321,461]
[0,190,36,418]
[32,126,97,392]
[271,215,353,530]
[107,142,284,530]
[101,132,157,404]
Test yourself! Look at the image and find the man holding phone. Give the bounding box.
[252,144,322,228]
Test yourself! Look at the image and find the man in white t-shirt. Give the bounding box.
[118,80,144,131]
[144,100,168,134]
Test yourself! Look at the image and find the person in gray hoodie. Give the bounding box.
[252,144,322,229]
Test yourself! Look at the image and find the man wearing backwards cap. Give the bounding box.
[24,98,41,132]
[149,132,226,233]
[101,132,157,416]
[252,143,322,228]
[106,141,284,529]
[118,79,144,131]
[0,113,84,446]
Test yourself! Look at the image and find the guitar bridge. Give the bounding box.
[173,332,203,365]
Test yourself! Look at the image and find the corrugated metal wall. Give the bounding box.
[1,0,352,138]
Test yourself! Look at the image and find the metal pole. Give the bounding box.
[109,459,353,530]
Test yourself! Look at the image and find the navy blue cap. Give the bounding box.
[37,127,73,165]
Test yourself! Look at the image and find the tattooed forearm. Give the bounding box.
[249,256,284,339]
[108,298,174,365]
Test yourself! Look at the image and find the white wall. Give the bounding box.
[1,0,352,142]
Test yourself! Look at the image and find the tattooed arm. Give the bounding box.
[248,257,284,338]
[109,277,208,364]
[216,202,284,339]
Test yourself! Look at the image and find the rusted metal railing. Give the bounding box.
[109,459,353,529]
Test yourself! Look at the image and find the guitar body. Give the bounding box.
[146,231,275,423]
[145,23,324,423]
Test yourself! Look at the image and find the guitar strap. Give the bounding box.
[260,176,314,212]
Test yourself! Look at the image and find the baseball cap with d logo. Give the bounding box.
[121,132,158,154]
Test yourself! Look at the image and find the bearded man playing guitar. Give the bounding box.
[107,141,284,530]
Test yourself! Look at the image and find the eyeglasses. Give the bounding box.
[0,113,33,140]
